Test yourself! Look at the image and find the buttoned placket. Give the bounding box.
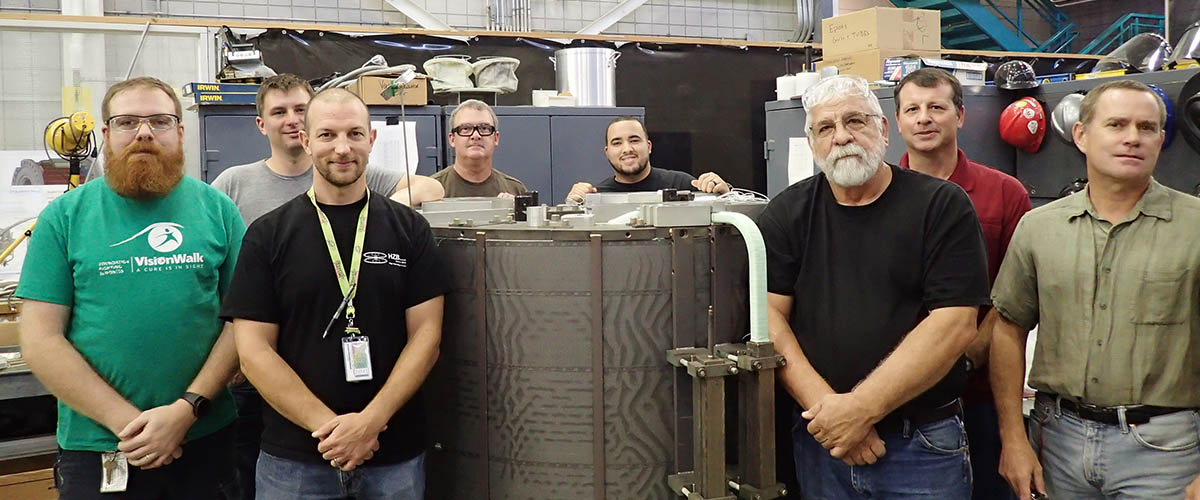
[1084,217,1119,403]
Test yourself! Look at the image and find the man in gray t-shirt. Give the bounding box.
[213,159,407,225]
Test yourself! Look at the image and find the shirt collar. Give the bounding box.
[899,149,974,191]
[1064,178,1173,222]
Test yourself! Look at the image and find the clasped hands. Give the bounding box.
[802,392,887,466]
[313,412,387,472]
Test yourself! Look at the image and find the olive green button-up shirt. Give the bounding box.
[992,180,1200,407]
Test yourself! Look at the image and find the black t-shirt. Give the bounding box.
[758,165,989,415]
[593,167,696,192]
[221,192,448,465]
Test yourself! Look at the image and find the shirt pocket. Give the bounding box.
[1132,268,1189,325]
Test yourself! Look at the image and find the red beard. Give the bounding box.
[104,140,184,199]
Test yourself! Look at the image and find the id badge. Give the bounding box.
[342,334,373,382]
[100,451,128,493]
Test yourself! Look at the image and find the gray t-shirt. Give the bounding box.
[211,160,404,225]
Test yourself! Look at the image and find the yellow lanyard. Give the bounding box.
[307,187,369,323]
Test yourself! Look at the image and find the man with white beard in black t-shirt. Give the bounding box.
[222,88,446,500]
[758,75,989,499]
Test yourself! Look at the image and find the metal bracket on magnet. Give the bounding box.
[667,348,739,378]
[714,342,785,372]
[668,472,737,500]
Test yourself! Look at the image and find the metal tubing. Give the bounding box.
[711,211,767,344]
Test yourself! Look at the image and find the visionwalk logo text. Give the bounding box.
[102,222,207,275]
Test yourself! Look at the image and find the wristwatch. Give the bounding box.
[180,392,210,418]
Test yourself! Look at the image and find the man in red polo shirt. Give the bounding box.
[894,67,1031,500]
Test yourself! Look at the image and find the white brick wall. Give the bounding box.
[2,0,803,41]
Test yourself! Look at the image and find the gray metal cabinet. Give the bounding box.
[765,86,1015,198]
[443,106,645,203]
[198,104,445,183]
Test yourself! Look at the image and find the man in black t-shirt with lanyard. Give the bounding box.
[564,116,733,202]
[758,75,989,499]
[222,88,446,499]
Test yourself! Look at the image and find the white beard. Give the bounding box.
[817,142,885,187]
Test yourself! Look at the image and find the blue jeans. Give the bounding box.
[794,412,973,499]
[1029,396,1200,499]
[255,450,425,500]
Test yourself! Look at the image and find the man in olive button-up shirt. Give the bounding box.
[988,80,1200,500]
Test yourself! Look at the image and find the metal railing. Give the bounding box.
[1079,13,1165,55]
[1036,22,1080,52]
[980,0,1071,47]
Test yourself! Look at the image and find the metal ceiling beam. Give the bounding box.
[382,0,453,31]
[577,0,649,35]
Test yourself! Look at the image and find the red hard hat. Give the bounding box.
[1000,97,1047,154]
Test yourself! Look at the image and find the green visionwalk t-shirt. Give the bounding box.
[16,177,245,451]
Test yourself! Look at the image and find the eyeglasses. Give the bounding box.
[107,114,180,133]
[809,113,881,139]
[452,124,497,137]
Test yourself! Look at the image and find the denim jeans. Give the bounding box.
[793,412,973,499]
[1029,396,1200,499]
[231,381,264,500]
[55,425,237,500]
[255,450,425,500]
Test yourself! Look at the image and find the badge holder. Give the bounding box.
[341,307,373,382]
[100,451,128,493]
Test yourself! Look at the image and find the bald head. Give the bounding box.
[305,88,370,132]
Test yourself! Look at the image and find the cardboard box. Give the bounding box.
[916,58,989,86]
[183,82,260,95]
[0,321,18,346]
[0,468,55,499]
[821,7,941,56]
[883,55,926,81]
[349,75,428,106]
[817,49,940,82]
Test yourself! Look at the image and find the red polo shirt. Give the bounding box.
[902,150,1031,402]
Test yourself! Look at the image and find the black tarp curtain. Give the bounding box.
[250,29,1098,193]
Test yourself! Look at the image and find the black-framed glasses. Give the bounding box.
[107,114,180,133]
[452,123,497,137]
[809,113,881,139]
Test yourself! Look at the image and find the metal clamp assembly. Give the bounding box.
[714,342,786,372]
[667,348,739,378]
[726,477,788,500]
[668,471,736,500]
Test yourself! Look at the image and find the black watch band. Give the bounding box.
[181,392,210,418]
